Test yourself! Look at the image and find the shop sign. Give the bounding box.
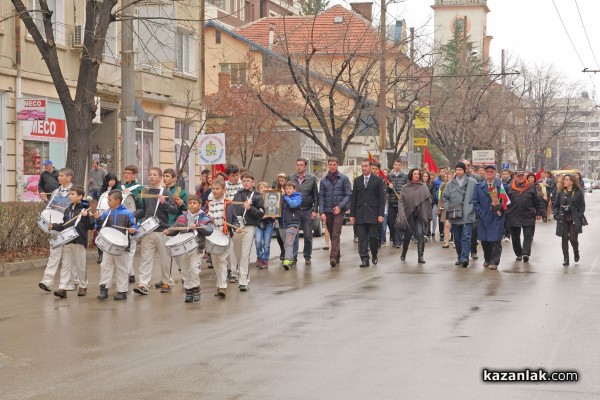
[22,118,67,142]
[17,98,47,120]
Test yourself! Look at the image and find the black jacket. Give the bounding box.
[506,182,544,227]
[133,187,179,232]
[232,189,265,227]
[553,188,586,236]
[350,174,386,224]
[288,173,319,212]
[53,202,94,248]
[386,170,408,207]
[38,169,59,195]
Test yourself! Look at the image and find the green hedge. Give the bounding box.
[0,202,51,254]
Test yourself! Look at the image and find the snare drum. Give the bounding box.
[95,227,128,256]
[205,229,230,255]
[37,209,65,233]
[165,232,198,258]
[98,192,136,214]
[97,192,110,215]
[49,227,79,249]
[135,216,160,241]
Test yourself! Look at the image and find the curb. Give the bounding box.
[1,251,99,276]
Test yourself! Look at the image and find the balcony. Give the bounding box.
[135,64,174,103]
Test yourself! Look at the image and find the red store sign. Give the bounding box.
[22,118,67,142]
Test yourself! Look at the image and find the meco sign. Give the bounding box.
[22,118,67,142]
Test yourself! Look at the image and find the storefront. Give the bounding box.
[20,99,68,201]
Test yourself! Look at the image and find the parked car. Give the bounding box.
[593,179,600,190]
[583,178,593,193]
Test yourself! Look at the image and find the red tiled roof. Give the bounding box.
[236,5,382,55]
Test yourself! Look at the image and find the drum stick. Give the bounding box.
[109,225,131,231]
[50,205,67,210]
[139,193,163,198]
[168,226,211,231]
[205,200,247,205]
[61,208,92,226]
[225,222,245,232]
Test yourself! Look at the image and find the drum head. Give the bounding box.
[207,229,229,246]
[101,227,128,246]
[41,209,64,222]
[122,193,137,212]
[166,232,196,246]
[97,192,109,213]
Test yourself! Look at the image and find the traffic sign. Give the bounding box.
[413,138,428,147]
[501,163,510,171]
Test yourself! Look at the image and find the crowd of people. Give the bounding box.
[35,156,588,303]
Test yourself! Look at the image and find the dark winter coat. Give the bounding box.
[442,176,477,225]
[350,174,386,224]
[506,182,544,227]
[288,173,319,212]
[553,188,586,236]
[472,178,506,242]
[38,168,59,195]
[232,188,265,227]
[387,170,409,207]
[318,171,352,213]
[53,202,95,248]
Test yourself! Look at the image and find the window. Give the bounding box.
[215,30,221,44]
[176,30,195,74]
[135,119,158,185]
[220,63,247,85]
[591,122,599,128]
[28,0,65,45]
[103,21,119,63]
[174,121,196,192]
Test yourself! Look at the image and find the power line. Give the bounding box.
[551,0,585,68]
[574,0,600,70]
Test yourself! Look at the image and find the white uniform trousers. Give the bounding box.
[138,231,172,289]
[212,239,231,289]
[100,253,129,293]
[227,238,239,277]
[234,226,256,286]
[58,243,88,290]
[41,245,79,288]
[126,238,137,276]
[175,250,203,290]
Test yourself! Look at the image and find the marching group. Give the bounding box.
[35,155,587,303]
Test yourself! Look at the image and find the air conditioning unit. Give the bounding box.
[72,25,84,48]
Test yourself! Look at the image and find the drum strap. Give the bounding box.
[152,188,164,217]
[242,191,254,220]
[101,210,112,229]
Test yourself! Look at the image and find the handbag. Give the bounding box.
[446,185,467,220]
[582,214,589,226]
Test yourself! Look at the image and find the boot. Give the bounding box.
[563,252,569,266]
[418,241,425,264]
[97,249,103,264]
[192,287,201,302]
[97,284,108,300]
[574,249,580,263]
[184,288,194,303]
[400,245,408,261]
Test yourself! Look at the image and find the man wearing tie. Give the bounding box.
[350,158,386,267]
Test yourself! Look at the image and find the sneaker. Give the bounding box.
[330,258,337,268]
[305,258,312,265]
[353,237,358,243]
[228,275,238,283]
[489,264,498,270]
[66,282,78,291]
[154,281,164,289]
[77,287,87,296]
[239,284,248,292]
[516,256,522,261]
[523,255,529,262]
[471,253,478,260]
[255,259,262,268]
[462,260,469,268]
[258,261,269,269]
[128,275,135,283]
[323,246,330,250]
[184,289,194,303]
[503,237,510,243]
[282,259,293,270]
[483,262,491,268]
[215,288,227,298]
[133,285,149,295]
[39,282,52,292]
[442,243,450,249]
[113,292,127,301]
[53,289,67,298]
[160,283,172,293]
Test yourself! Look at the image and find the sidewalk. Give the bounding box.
[1,251,99,275]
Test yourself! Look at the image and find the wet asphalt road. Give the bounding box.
[2,193,600,399]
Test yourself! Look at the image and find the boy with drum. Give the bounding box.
[38,168,80,293]
[48,185,94,298]
[93,190,138,300]
[121,165,145,283]
[164,195,213,302]
[204,178,237,298]
[133,167,178,295]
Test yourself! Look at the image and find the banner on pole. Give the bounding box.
[198,133,226,165]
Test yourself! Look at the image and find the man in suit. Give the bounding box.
[350,158,386,267]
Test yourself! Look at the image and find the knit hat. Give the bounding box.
[455,161,467,171]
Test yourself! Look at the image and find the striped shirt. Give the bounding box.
[225,181,243,201]
[208,197,226,232]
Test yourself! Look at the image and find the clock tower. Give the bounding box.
[431,0,492,65]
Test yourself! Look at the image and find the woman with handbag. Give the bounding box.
[552,174,586,266]
[396,169,433,264]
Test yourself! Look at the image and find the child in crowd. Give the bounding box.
[204,178,237,298]
[164,195,214,303]
[93,190,138,301]
[48,185,94,298]
[255,182,276,269]
[279,181,302,270]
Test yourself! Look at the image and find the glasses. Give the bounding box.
[123,171,134,175]
[242,179,254,183]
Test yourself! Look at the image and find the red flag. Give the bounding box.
[423,147,438,174]
[211,164,226,178]
[535,167,544,181]
[367,151,388,180]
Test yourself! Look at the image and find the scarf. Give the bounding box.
[511,179,530,194]
[395,181,433,231]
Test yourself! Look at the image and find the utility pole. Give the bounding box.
[378,0,387,157]
[500,49,506,166]
[121,0,136,169]
[407,27,415,168]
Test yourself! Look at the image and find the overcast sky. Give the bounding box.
[375,0,600,101]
